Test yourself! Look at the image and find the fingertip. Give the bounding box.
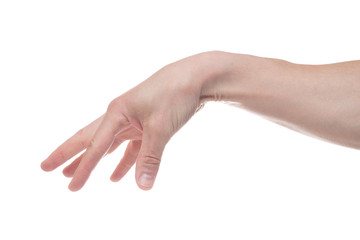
[110,175,120,182]
[68,179,83,192]
[68,183,80,192]
[40,161,47,170]
[40,161,53,172]
[110,178,119,183]
[110,171,126,182]
[68,187,79,192]
[62,168,73,178]
[137,184,153,191]
[136,173,154,191]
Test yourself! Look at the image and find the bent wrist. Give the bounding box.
[177,50,290,105]
[194,51,292,105]
[191,50,246,103]
[163,50,236,103]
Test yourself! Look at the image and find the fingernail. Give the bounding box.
[138,173,154,189]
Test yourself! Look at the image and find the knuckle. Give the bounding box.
[105,113,129,135]
[145,118,164,135]
[80,139,89,149]
[54,149,66,163]
[88,139,107,158]
[121,161,133,170]
[88,139,101,155]
[76,128,85,137]
[78,164,92,176]
[88,138,96,149]
[76,128,88,149]
[107,98,122,114]
[107,100,130,128]
[143,154,161,167]
[77,128,89,149]
[116,113,130,126]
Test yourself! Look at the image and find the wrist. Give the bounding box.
[191,50,246,103]
[164,50,237,104]
[193,51,292,105]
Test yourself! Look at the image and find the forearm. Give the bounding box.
[196,51,360,149]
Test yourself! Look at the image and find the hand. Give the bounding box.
[41,52,215,191]
[41,50,360,191]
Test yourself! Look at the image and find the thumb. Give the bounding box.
[135,127,169,190]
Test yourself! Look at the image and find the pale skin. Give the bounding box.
[41,51,360,191]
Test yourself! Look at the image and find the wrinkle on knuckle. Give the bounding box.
[80,139,88,149]
[55,150,66,163]
[88,139,103,156]
[121,161,133,169]
[88,138,96,149]
[78,164,92,176]
[143,154,161,167]
[115,113,130,127]
[106,111,130,135]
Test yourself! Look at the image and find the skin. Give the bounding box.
[41,51,360,191]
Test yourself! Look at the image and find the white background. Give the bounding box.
[1,0,360,239]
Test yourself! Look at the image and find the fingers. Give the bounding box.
[68,113,129,191]
[135,128,169,190]
[62,154,83,178]
[62,137,125,178]
[41,115,104,171]
[110,140,141,182]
